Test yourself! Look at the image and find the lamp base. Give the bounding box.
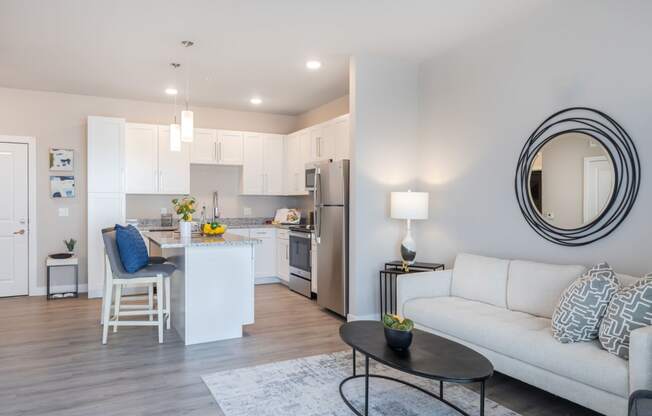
[400,229,416,265]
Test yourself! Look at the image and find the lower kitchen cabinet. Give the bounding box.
[250,228,277,280]
[276,230,289,283]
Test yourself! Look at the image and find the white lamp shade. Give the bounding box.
[181,110,194,142]
[170,123,181,152]
[391,191,429,220]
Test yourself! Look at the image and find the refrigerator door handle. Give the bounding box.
[314,170,322,243]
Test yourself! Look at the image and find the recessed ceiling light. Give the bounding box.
[306,60,322,70]
[250,97,262,105]
[165,87,178,95]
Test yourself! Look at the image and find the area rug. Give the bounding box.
[202,350,520,416]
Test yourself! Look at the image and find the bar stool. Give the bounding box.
[101,227,175,344]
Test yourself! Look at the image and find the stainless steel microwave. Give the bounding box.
[305,165,317,191]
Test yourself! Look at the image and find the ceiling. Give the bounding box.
[0,0,542,115]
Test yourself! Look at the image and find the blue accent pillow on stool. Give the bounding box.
[115,224,149,273]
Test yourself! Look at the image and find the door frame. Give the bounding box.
[583,155,612,224]
[0,135,37,296]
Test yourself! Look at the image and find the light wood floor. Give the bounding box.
[0,284,599,416]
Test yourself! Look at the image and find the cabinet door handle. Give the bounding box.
[286,245,289,260]
[214,141,218,162]
[159,171,164,191]
[218,141,222,162]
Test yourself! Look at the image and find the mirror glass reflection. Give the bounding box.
[528,133,614,229]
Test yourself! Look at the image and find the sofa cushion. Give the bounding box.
[450,253,509,307]
[404,296,629,397]
[507,260,586,318]
[600,275,652,359]
[551,262,619,343]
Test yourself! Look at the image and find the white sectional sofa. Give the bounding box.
[397,253,652,416]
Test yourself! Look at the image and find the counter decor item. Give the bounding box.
[383,313,414,351]
[64,238,76,253]
[390,190,429,264]
[172,196,196,237]
[202,221,227,236]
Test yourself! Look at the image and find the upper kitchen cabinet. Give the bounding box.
[190,128,218,164]
[330,114,350,160]
[87,116,125,193]
[190,129,244,165]
[306,114,350,162]
[284,131,309,195]
[217,130,244,165]
[125,123,158,193]
[124,123,190,195]
[157,126,190,194]
[309,124,335,162]
[242,133,284,195]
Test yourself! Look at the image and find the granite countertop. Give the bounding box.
[144,231,261,248]
[132,217,296,231]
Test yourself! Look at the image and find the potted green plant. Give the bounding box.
[64,238,76,253]
[383,313,414,351]
[172,196,196,237]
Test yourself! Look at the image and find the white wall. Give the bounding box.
[349,56,420,319]
[417,1,652,275]
[126,165,306,219]
[0,87,297,290]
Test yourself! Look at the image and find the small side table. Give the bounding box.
[379,261,444,317]
[46,255,79,299]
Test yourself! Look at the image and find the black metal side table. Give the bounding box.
[380,261,444,317]
[46,255,79,299]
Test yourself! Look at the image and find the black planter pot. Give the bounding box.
[384,326,413,351]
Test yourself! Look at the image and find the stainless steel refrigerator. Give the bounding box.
[314,159,349,317]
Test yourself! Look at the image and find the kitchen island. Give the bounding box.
[144,232,259,345]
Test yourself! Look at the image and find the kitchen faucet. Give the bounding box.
[212,191,220,221]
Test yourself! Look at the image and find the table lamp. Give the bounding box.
[390,190,429,264]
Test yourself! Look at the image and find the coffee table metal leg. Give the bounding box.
[364,356,369,416]
[352,348,356,377]
[480,381,485,416]
[439,381,444,399]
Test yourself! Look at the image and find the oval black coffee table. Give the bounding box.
[339,321,493,416]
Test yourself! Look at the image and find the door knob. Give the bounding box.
[13,229,25,235]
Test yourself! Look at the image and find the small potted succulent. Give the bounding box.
[383,313,414,351]
[64,238,77,253]
[172,196,196,238]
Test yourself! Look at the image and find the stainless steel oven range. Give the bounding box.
[288,226,313,298]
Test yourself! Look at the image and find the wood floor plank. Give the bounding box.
[0,284,600,416]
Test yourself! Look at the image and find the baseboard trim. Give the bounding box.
[347,313,380,322]
[30,284,88,296]
[255,276,282,285]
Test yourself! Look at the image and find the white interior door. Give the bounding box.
[0,143,28,297]
[584,156,613,223]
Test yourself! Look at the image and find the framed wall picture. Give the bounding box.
[50,175,75,198]
[49,148,74,171]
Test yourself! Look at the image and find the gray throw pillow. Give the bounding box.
[552,262,619,343]
[599,275,652,360]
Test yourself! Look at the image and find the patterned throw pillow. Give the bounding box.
[552,262,619,343]
[599,275,652,359]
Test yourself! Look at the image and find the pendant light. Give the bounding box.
[169,63,182,152]
[180,40,194,143]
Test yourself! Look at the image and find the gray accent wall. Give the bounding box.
[416,1,652,277]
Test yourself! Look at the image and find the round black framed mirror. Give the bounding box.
[515,107,640,246]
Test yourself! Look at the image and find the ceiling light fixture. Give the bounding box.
[169,63,181,152]
[306,60,322,70]
[180,40,195,143]
[250,97,262,105]
[165,87,178,96]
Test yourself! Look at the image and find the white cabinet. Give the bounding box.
[124,123,190,195]
[242,133,285,195]
[311,236,317,294]
[87,116,125,193]
[276,229,289,283]
[125,123,158,194]
[218,130,244,165]
[330,115,350,160]
[190,128,218,164]
[87,116,126,299]
[242,133,264,194]
[284,132,309,195]
[250,228,277,279]
[190,129,244,165]
[157,126,190,194]
[263,134,284,195]
[310,125,335,162]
